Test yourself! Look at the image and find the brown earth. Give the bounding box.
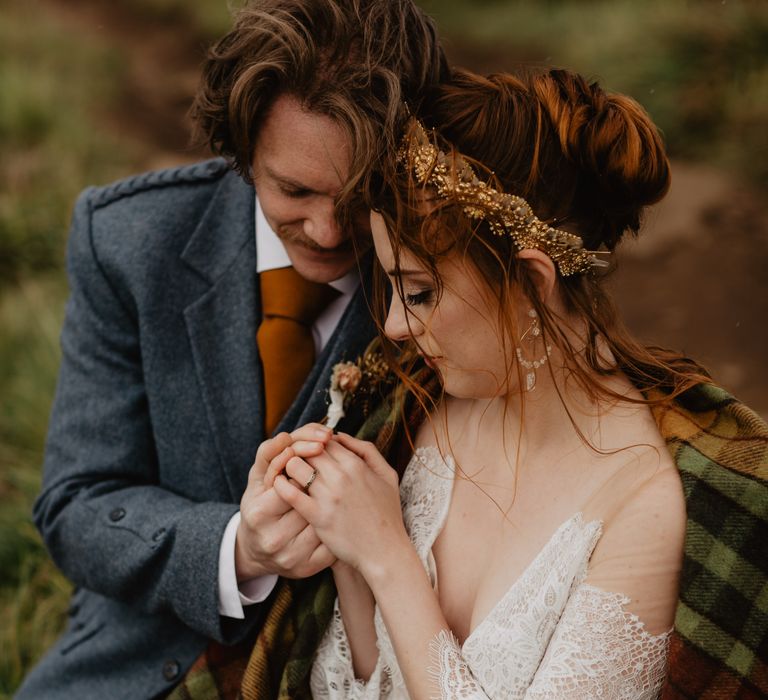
[44,0,768,418]
[613,165,768,418]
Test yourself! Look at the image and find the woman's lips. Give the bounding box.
[422,355,441,369]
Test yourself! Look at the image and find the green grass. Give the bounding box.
[421,0,768,183]
[0,0,144,288]
[0,1,143,692]
[0,277,71,698]
[128,0,240,38]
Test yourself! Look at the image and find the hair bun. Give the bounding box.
[537,69,671,248]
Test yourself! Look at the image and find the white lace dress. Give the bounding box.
[310,447,670,699]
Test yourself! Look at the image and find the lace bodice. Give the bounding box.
[310,447,670,699]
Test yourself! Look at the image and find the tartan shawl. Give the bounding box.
[170,369,768,699]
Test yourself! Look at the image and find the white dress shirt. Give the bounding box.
[218,198,359,618]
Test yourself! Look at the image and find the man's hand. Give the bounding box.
[235,425,336,580]
[272,433,406,576]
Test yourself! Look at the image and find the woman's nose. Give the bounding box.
[384,295,418,342]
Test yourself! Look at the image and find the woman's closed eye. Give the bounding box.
[404,289,434,307]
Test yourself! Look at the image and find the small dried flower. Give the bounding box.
[334,362,362,393]
[325,361,362,429]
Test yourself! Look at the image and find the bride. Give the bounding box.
[258,68,762,698]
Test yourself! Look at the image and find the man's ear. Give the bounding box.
[515,248,557,303]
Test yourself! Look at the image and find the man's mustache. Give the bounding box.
[278,225,371,254]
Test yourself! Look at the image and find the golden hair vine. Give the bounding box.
[398,117,610,277]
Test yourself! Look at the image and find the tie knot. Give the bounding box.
[260,266,340,325]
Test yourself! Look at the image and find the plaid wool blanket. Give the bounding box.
[170,373,768,699]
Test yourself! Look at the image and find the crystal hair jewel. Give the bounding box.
[398,117,610,276]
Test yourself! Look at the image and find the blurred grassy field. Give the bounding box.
[421,0,768,183]
[0,2,143,692]
[1,0,766,695]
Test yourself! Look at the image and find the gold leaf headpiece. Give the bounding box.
[398,118,610,277]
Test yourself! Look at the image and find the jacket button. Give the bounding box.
[162,660,180,681]
[109,507,126,522]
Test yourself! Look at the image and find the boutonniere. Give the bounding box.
[325,361,363,429]
[324,341,393,429]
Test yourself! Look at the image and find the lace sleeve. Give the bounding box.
[525,583,671,699]
[310,599,393,699]
[429,630,490,699]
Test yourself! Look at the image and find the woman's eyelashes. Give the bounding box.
[404,289,434,307]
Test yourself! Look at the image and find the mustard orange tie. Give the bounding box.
[257,267,340,435]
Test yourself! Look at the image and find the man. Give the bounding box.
[16,2,446,697]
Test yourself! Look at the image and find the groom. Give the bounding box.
[16,2,446,698]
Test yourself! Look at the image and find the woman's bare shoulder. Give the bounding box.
[586,459,686,635]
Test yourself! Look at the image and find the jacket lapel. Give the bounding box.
[181,173,378,499]
[181,171,264,500]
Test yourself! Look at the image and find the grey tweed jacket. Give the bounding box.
[16,159,377,700]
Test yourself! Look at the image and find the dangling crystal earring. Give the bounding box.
[515,308,552,392]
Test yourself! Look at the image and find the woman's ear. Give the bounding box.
[515,249,557,303]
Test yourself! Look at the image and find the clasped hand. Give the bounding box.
[235,425,336,581]
[236,424,405,580]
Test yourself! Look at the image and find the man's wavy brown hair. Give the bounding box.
[190,0,447,213]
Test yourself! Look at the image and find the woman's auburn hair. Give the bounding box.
[371,67,710,419]
[189,0,447,216]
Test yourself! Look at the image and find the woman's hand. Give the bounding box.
[261,423,333,488]
[272,433,410,576]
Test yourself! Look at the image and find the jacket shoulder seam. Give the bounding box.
[90,159,231,210]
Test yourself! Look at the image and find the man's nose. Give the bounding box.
[303,203,346,249]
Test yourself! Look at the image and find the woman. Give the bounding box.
[260,68,768,698]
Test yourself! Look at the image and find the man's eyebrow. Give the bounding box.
[263,165,318,193]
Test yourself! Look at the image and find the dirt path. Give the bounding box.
[614,165,768,417]
[43,0,768,417]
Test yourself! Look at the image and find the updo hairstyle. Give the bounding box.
[372,67,707,406]
[418,67,670,251]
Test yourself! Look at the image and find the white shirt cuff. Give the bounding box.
[218,511,280,619]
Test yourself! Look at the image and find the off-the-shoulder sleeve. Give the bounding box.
[429,630,493,699]
[525,582,669,699]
